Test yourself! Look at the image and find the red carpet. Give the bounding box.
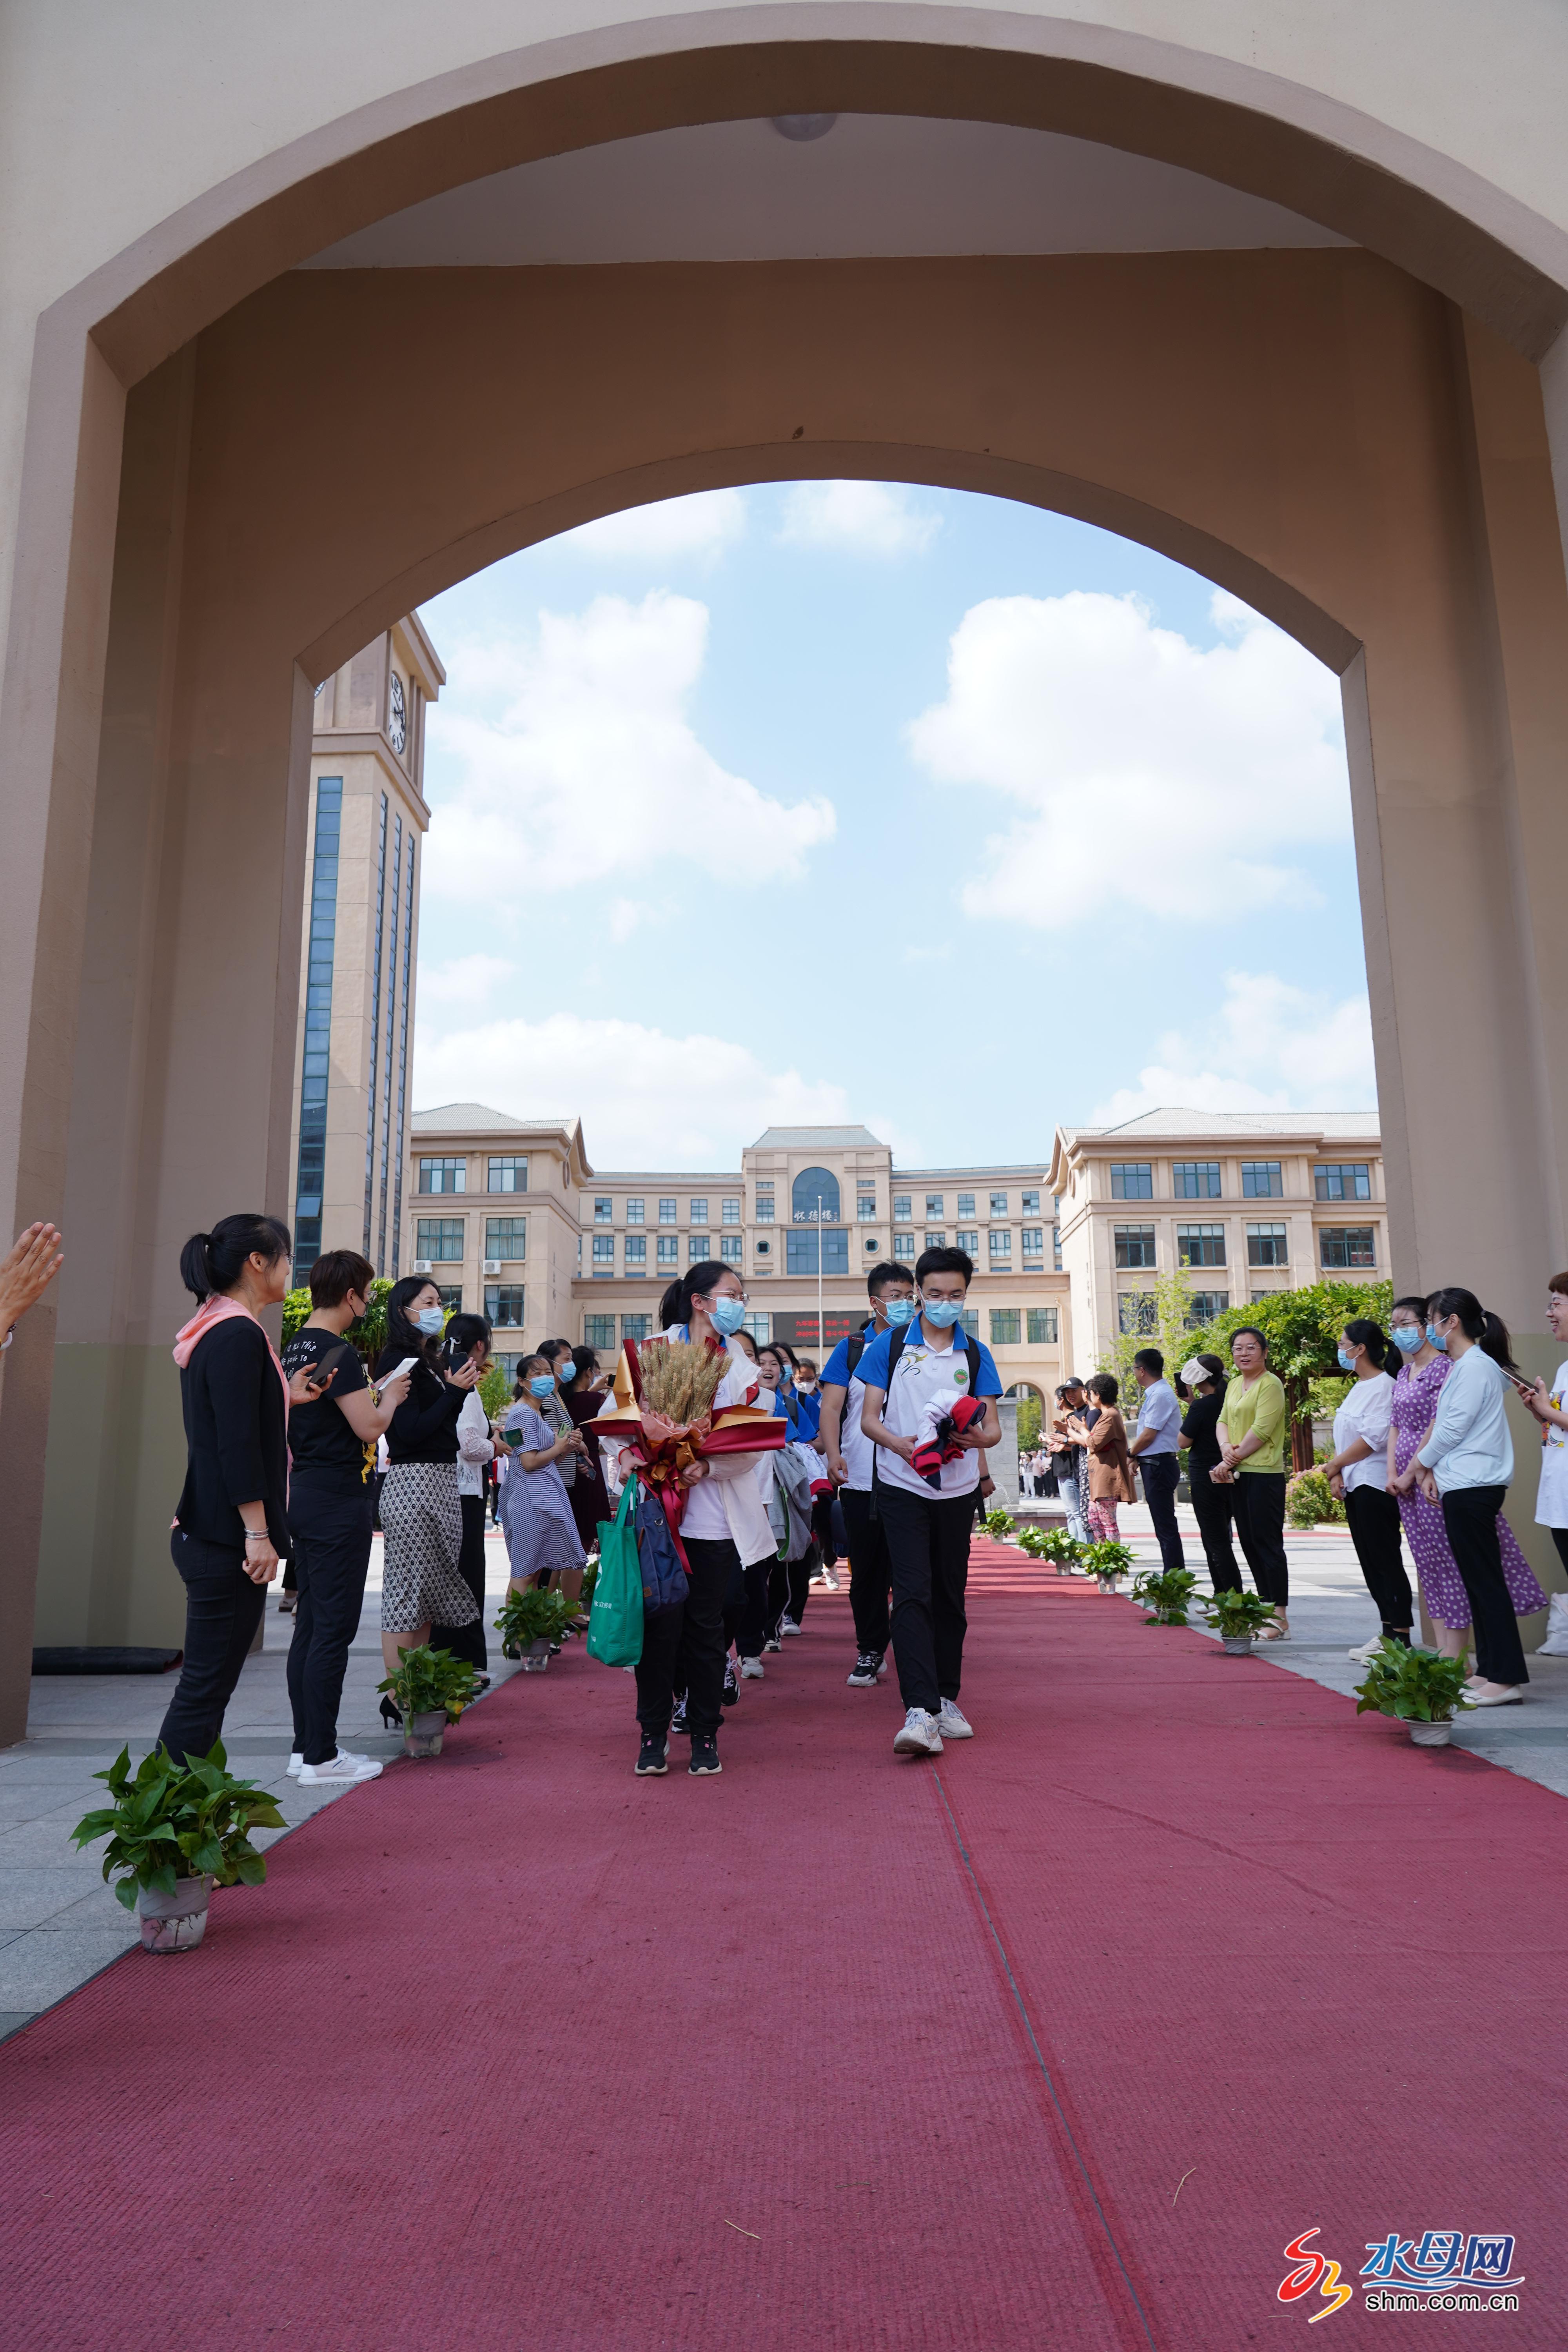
[4,1541,1565,2348]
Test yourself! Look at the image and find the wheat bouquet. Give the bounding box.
[635,1335,727,1431]
[593,1331,787,1561]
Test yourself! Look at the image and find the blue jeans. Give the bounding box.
[1057,1474,1089,1544]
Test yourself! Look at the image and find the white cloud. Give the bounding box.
[416,953,515,1010]
[778,480,941,557]
[414,1010,913,1169]
[607,898,648,945]
[554,488,747,563]
[906,589,1348,926]
[422,591,835,899]
[1089,969,1376,1123]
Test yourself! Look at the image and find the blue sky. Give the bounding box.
[412,481,1373,1172]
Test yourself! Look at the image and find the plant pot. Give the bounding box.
[1221,1633,1254,1655]
[1096,1577,1120,1594]
[137,1872,214,1953]
[1409,1719,1452,1748]
[520,1639,552,1674]
[403,1708,446,1758]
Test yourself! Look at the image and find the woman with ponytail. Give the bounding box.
[370,1275,483,1704]
[1391,1287,1545,1704]
[1319,1319,1410,1660]
[159,1214,321,1761]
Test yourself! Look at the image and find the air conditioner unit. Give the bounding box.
[483,1259,502,1276]
[412,1259,433,1274]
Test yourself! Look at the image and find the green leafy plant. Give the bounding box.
[981,1507,1017,1539]
[282,1274,393,1369]
[477,1360,512,1422]
[1200,1586,1277,1639]
[1083,1538,1134,1583]
[494,1584,574,1659]
[1285,1467,1347,1528]
[579,1559,599,1611]
[1131,1565,1199,1625]
[1013,1394,1042,1452]
[1355,1641,1474,1724]
[1016,1526,1084,1568]
[71,1740,285,1911]
[377,1643,476,1722]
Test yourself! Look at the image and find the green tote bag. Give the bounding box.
[587,1474,644,1669]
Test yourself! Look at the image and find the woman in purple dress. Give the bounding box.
[1386,1294,1545,1658]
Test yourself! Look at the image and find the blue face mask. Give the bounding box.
[1392,1326,1424,1352]
[528,1375,557,1400]
[882,1298,917,1327]
[919,1296,964,1328]
[707,1296,747,1337]
[415,1308,444,1336]
[1336,1347,1357,1372]
[1426,1324,1448,1352]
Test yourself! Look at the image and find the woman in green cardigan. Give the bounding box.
[1213,1326,1291,1637]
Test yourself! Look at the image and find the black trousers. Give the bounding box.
[811,1490,838,1566]
[284,1479,375,1765]
[1230,1473,1289,1607]
[157,1529,269,1764]
[842,1486,891,1656]
[1190,1465,1241,1590]
[1140,1452,1186,1574]
[432,1493,490,1672]
[634,1535,735,1740]
[1442,1484,1528,1685]
[877,1483,974,1715]
[735,1558,770,1659]
[1343,1483,1412,1634]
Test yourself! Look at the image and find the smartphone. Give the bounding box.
[383,1355,421,1385]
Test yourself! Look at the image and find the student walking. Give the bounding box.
[1176,1353,1241,1590]
[1128,1348,1185,1573]
[281,1249,412,1783]
[1212,1327,1291,1638]
[818,1260,916,1687]
[858,1247,1002,1759]
[372,1278,483,1702]
[1076,1375,1134,1539]
[1316,1318,1410,1662]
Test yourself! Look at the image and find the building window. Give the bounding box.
[418,1156,465,1194]
[1053,1224,1063,1272]
[863,1236,880,1254]
[1110,1162,1153,1200]
[742,1311,772,1344]
[722,1198,740,1226]
[893,1194,911,1221]
[792,1167,841,1222]
[657,1235,679,1264]
[658,1198,677,1224]
[689,1235,710,1261]
[361,791,387,1256]
[755,1191,775,1223]
[1026,1308,1059,1343]
[924,1230,947,1251]
[621,1315,652,1342]
[788,1230,849,1276]
[1022,1191,1040,1216]
[1247,1223,1289,1268]
[689,1198,709,1225]
[720,1235,743,1265]
[959,1309,980,1339]
[989,1229,1012,1260]
[1315,1162,1371,1202]
[1187,1291,1230,1324]
[592,1236,615,1273]
[484,1284,525,1328]
[1177,1223,1226,1268]
[754,1239,771,1260]
[485,1217,527,1261]
[624,1198,644,1225]
[857,1195,878,1221]
[1118,1294,1157,1335]
[990,1309,1021,1345]
[1114,1225,1156,1270]
[955,1227,978,1253]
[624,1236,647,1266]
[593,1197,612,1223]
[488,1156,527,1193]
[584,1314,616,1350]
[436,1285,462,1314]
[1172,1161,1221,1200]
[1320,1225,1376,1268]
[292,777,341,1279]
[925,1194,944,1217]
[1021,1226,1044,1256]
[894,1230,915,1259]
[957,1192,976,1218]
[415,1217,463,1263]
[1241,1161,1283,1199]
[989,1192,1008,1216]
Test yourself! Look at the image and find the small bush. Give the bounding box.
[1285,1468,1347,1528]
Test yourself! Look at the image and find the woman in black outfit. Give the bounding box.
[372,1276,482,1693]
[559,1345,612,1555]
[1176,1352,1242,1592]
[160,1213,320,1763]
[430,1310,495,1685]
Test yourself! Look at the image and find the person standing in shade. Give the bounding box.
[281,1249,412,1784]
[1127,1348,1185,1574]
[1317,1319,1410,1663]
[429,1311,495,1687]
[1212,1327,1290,1639]
[1393,1287,1530,1705]
[1519,1270,1568,1588]
[372,1277,483,1700]
[1176,1354,1241,1591]
[858,1246,1003,1759]
[818,1259,916,1688]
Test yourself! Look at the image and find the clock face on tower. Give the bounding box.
[387,670,407,755]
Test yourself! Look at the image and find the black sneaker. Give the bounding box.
[635,1734,668,1776]
[722,1662,739,1706]
[847,1653,880,1687]
[670,1695,689,1734]
[688,1734,722,1776]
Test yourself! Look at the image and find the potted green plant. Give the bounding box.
[71,1740,284,1953]
[980,1507,1016,1539]
[1200,1586,1277,1653]
[495,1583,573,1670]
[1355,1640,1474,1747]
[1131,1566,1199,1626]
[378,1644,476,1756]
[1083,1538,1134,1592]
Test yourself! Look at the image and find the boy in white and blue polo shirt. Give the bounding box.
[856,1247,1003,1757]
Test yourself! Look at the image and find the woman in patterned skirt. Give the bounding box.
[1386,1294,1545,1660]
[372,1276,483,1694]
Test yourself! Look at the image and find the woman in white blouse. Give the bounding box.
[1319,1319,1409,1664]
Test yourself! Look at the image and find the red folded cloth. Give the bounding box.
[911,1393,986,1487]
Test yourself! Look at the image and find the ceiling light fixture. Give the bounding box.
[769,114,839,142]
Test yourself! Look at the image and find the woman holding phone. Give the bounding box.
[498,1352,586,1594]
[371,1276,483,1708]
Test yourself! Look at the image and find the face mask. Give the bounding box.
[415,1308,444,1337]
[882,1298,917,1327]
[1392,1326,1423,1352]
[1426,1324,1448,1352]
[528,1375,557,1400]
[1336,1347,1358,1373]
[707,1296,747,1337]
[919,1296,964,1328]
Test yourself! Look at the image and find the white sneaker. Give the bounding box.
[938,1698,974,1741]
[1347,1637,1383,1663]
[298,1751,383,1784]
[739,1656,765,1680]
[290,1745,370,1775]
[780,1615,803,1637]
[287,1751,304,1776]
[893,1707,944,1757]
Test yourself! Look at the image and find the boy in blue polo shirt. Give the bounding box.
[856,1247,1003,1757]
